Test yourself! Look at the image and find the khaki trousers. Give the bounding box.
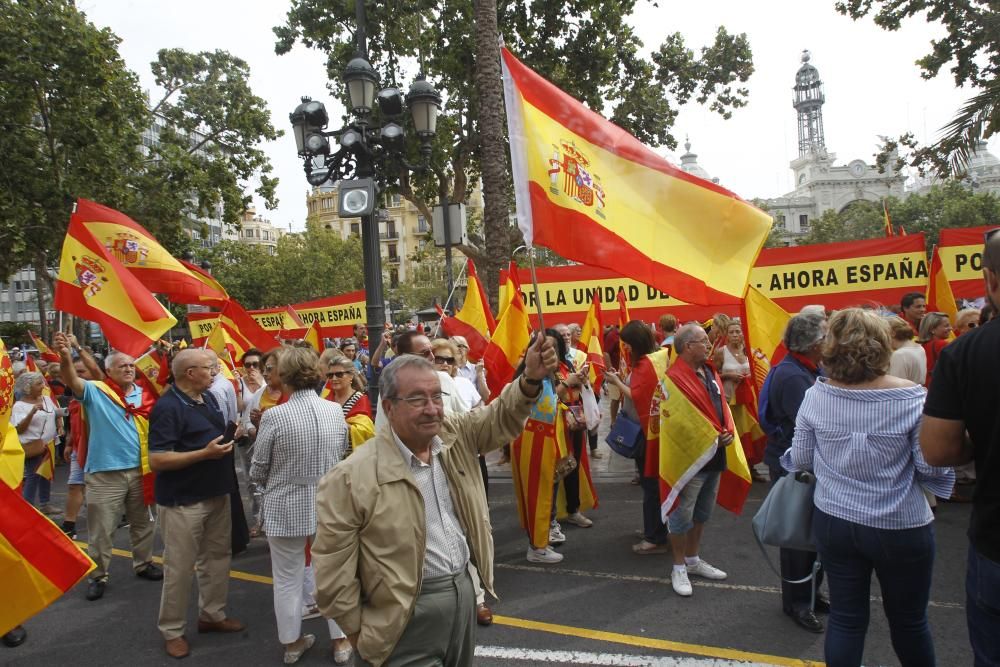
[84,467,155,581]
[157,495,232,640]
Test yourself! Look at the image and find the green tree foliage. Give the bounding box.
[796,182,1000,249]
[0,0,148,338]
[836,1,1000,176]
[200,228,365,310]
[130,48,282,250]
[274,0,754,304]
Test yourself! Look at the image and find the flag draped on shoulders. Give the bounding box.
[73,198,228,306]
[657,361,751,521]
[440,260,496,362]
[92,379,157,505]
[0,342,94,636]
[501,47,771,306]
[55,217,176,358]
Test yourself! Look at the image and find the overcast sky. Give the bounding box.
[80,0,993,233]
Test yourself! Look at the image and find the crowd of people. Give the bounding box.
[4,234,1000,666]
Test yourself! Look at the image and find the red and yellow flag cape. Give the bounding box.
[656,360,752,520]
[92,380,156,505]
[511,381,560,548]
[320,388,375,451]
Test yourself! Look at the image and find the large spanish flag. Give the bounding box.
[483,282,532,398]
[441,260,496,362]
[657,360,752,519]
[502,48,771,306]
[74,199,229,306]
[55,218,176,358]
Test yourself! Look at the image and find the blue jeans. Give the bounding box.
[814,508,936,667]
[967,544,1000,666]
[22,456,51,507]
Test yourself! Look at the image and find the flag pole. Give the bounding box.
[441,259,469,314]
[526,246,546,333]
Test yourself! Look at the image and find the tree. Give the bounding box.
[795,183,1000,249]
[836,1,1000,176]
[275,0,754,306]
[0,0,148,340]
[129,48,282,251]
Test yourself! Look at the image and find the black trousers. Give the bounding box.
[769,465,824,611]
[563,429,585,514]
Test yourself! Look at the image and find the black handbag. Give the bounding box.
[605,412,645,459]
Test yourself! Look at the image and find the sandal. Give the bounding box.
[632,540,670,555]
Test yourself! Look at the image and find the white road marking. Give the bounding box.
[475,645,775,665]
[496,562,964,610]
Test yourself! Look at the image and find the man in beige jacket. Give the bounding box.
[312,335,557,666]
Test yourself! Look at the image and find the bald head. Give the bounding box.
[171,349,215,393]
[984,230,1000,275]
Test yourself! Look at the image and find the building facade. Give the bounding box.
[237,207,285,255]
[305,183,483,289]
[0,268,53,326]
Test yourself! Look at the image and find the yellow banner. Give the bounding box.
[294,301,365,327]
[250,311,300,332]
[748,251,928,298]
[938,244,983,283]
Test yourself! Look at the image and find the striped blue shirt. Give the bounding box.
[781,379,954,529]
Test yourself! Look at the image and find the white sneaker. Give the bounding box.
[565,512,593,528]
[548,522,566,545]
[671,568,693,596]
[527,546,564,564]
[686,558,728,580]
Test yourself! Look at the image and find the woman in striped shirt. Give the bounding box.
[781,308,954,667]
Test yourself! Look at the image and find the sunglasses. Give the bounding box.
[244,361,260,369]
[326,370,352,379]
[434,356,455,365]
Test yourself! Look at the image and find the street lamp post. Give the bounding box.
[289,3,441,404]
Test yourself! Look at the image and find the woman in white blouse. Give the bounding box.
[11,371,61,512]
[782,308,954,667]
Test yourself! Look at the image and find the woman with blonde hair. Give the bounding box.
[953,307,980,336]
[782,308,954,667]
[886,316,926,385]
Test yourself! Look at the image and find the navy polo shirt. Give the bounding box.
[148,385,235,507]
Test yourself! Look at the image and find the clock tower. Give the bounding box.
[793,50,826,157]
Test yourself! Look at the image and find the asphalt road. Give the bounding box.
[4,400,975,666]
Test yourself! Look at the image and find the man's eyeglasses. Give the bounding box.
[433,356,455,365]
[390,392,448,408]
[244,361,260,369]
[326,370,352,379]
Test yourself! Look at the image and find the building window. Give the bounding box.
[350,223,360,236]
[391,194,402,208]
[417,215,429,233]
[388,243,398,260]
[386,221,396,238]
[389,268,399,288]
[799,214,809,231]
[774,213,786,229]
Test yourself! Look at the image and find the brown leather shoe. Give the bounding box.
[197,617,245,634]
[476,603,493,627]
[165,636,190,659]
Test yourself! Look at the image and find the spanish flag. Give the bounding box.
[135,349,170,397]
[496,261,522,322]
[740,286,791,392]
[0,481,96,635]
[220,299,279,351]
[55,217,176,358]
[483,277,532,399]
[0,339,25,490]
[502,48,771,306]
[883,200,895,238]
[441,260,497,362]
[34,441,57,482]
[74,199,229,306]
[657,360,752,520]
[927,245,959,324]
[303,319,323,353]
[28,331,60,364]
[577,291,606,392]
